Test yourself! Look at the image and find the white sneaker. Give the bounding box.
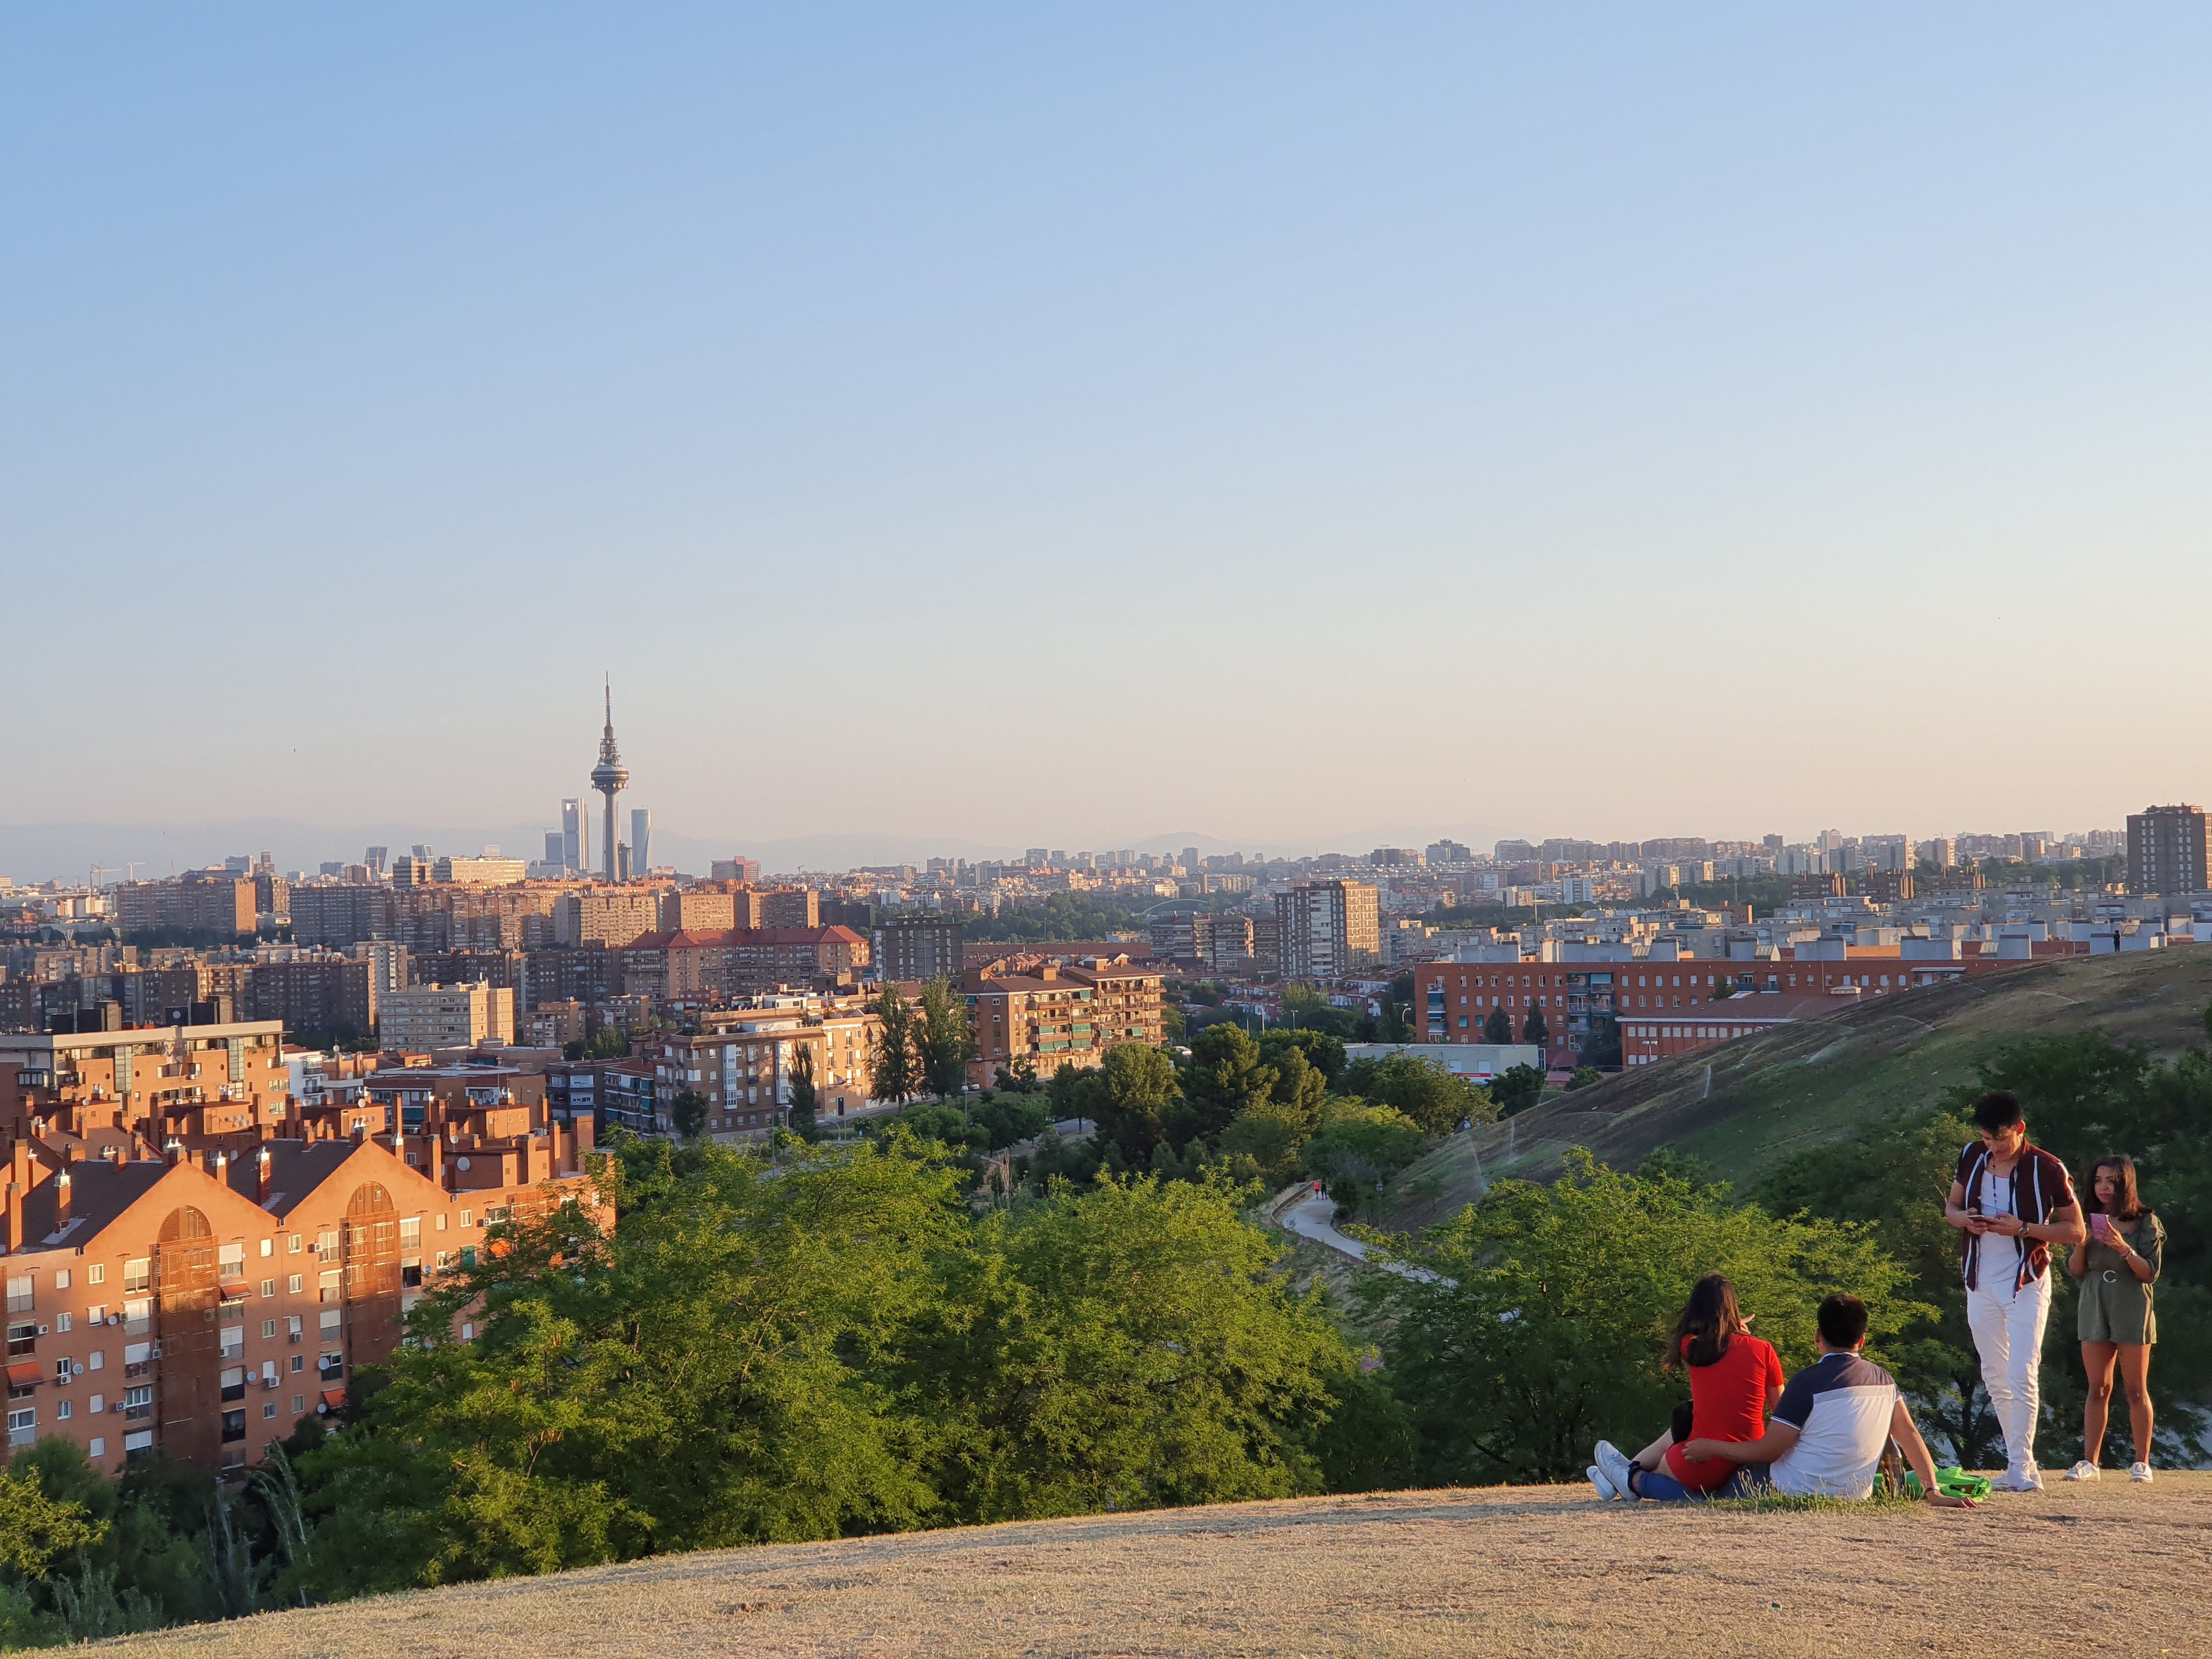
[1587,1463,1619,1500]
[2062,1460,2100,1482]
[1594,1440,1637,1500]
[1991,1468,2044,1492]
[2130,1462,2154,1483]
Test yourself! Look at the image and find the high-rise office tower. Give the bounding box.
[590,682,629,883]
[561,798,587,874]
[544,831,565,867]
[631,808,651,875]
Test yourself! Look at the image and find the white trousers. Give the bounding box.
[1966,1270,2053,1474]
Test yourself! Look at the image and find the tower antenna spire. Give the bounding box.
[590,678,630,882]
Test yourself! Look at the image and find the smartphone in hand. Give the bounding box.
[2091,1212,2114,1240]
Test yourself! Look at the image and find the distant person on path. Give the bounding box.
[1587,1274,1782,1500]
[1944,1090,2086,1492]
[1616,1295,1974,1506]
[2063,1154,2164,1483]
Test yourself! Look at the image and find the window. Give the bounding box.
[88,1350,104,1372]
[221,1409,246,1443]
[400,1217,421,1249]
[123,1430,153,1455]
[218,1242,245,1282]
[54,1312,71,1334]
[54,1270,70,1291]
[288,1235,302,1255]
[460,1211,473,1229]
[437,1214,448,1231]
[7,1408,34,1446]
[123,1259,150,1294]
[286,1315,303,1341]
[123,1386,153,1421]
[261,1279,275,1299]
[292,1395,304,1413]
[87,1263,105,1285]
[290,1355,304,1374]
[54,1357,71,1386]
[316,1230,340,1262]
[260,1239,274,1257]
[7,1276,32,1314]
[263,1402,277,1419]
[287,1276,304,1295]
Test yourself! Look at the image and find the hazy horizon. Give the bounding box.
[8,8,2209,850]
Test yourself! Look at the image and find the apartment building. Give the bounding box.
[2127,805,2208,896]
[759,889,819,929]
[635,1003,880,1139]
[962,956,1164,1086]
[242,958,375,1042]
[376,983,515,1050]
[286,884,394,948]
[1,1021,291,1158]
[614,927,871,1001]
[657,889,737,934]
[1275,881,1380,978]
[0,1105,606,1472]
[554,889,664,949]
[875,917,963,984]
[115,878,257,942]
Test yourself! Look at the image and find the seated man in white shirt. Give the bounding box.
[1680,1294,1976,1508]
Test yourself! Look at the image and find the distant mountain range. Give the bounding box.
[0,819,1510,885]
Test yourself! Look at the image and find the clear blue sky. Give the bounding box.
[5,7,2209,855]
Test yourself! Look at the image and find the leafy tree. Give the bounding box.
[0,1463,104,1580]
[1371,1150,1925,1485]
[1711,977,1735,1000]
[1482,1005,1513,1045]
[787,1043,821,1142]
[1520,1007,1549,1047]
[1489,1063,1545,1116]
[1565,1066,1601,1092]
[1170,1024,1278,1146]
[968,1090,1052,1151]
[1257,1028,1346,1089]
[288,1146,963,1599]
[1300,1100,1427,1217]
[1340,1053,1493,1135]
[1262,1043,1331,1126]
[669,1090,709,1140]
[563,1029,631,1062]
[912,977,975,1099]
[1216,1098,1311,1186]
[910,1176,1355,1521]
[871,985,918,1104]
[1094,1042,1180,1165]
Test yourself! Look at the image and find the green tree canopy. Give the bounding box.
[1170,1024,1278,1146]
[912,977,976,1099]
[1482,1005,1513,1045]
[1372,1150,1926,1485]
[1339,1053,1493,1135]
[871,985,919,1104]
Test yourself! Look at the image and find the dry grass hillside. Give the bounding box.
[120,1476,2212,1658]
[1383,947,2212,1232]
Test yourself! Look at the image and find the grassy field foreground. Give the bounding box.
[125,1475,2212,1658]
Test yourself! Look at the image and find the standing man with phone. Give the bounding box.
[1944,1090,2086,1491]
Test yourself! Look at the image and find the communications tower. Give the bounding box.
[589,680,629,883]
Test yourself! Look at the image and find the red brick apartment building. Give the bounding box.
[1415,942,2074,1068]
[962,956,1164,1087]
[615,927,870,1000]
[2,1023,610,1474]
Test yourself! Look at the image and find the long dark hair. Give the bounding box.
[2090,1155,2150,1223]
[1667,1273,1747,1370]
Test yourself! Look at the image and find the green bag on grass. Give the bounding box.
[1901,1466,1990,1500]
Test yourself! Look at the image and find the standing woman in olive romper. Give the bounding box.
[2063,1155,2164,1482]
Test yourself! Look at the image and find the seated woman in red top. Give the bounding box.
[1589,1274,1786,1500]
